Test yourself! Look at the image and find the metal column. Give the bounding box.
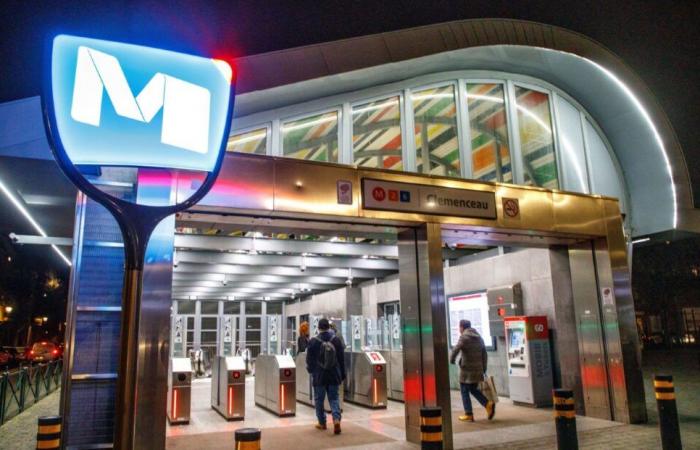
[398,224,453,449]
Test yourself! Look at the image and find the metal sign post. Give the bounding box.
[43,35,234,449]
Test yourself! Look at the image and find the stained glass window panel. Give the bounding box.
[352,97,402,170]
[412,86,460,177]
[515,86,558,189]
[466,84,512,183]
[282,111,339,163]
[227,128,267,154]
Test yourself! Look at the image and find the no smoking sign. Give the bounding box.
[502,197,520,218]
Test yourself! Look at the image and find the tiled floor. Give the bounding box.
[3,349,698,449]
[166,378,622,449]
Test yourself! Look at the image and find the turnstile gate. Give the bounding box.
[381,350,404,402]
[344,351,387,408]
[254,354,296,416]
[167,357,193,424]
[211,356,246,420]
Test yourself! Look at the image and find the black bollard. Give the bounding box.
[420,406,443,450]
[654,375,682,450]
[235,427,261,450]
[553,389,578,450]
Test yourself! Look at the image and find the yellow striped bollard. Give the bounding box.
[235,427,261,450]
[420,406,443,450]
[36,415,61,449]
[654,375,682,450]
[553,389,578,450]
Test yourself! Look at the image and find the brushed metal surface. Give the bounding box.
[568,242,612,420]
[399,225,453,449]
[553,192,607,236]
[599,199,647,423]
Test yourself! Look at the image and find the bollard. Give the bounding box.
[36,415,61,450]
[654,375,683,450]
[235,427,261,450]
[420,406,443,450]
[553,389,578,450]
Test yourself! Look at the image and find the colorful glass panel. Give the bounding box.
[227,128,267,155]
[412,85,460,177]
[282,111,339,163]
[466,84,512,183]
[352,97,402,170]
[515,86,558,189]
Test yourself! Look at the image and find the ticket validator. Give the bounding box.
[504,316,553,407]
[211,356,246,420]
[167,357,193,424]
[255,354,296,416]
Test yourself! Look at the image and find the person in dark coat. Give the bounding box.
[297,321,310,354]
[449,319,495,422]
[306,318,346,434]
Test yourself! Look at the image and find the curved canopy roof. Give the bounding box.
[232,19,695,237]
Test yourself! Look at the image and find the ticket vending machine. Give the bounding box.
[255,354,296,416]
[504,316,553,407]
[167,357,193,424]
[211,356,246,420]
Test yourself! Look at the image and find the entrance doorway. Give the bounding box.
[163,214,625,449]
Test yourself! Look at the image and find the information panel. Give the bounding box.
[448,291,493,348]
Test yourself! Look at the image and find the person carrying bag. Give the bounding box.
[449,319,496,422]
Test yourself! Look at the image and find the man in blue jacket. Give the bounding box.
[306,318,346,434]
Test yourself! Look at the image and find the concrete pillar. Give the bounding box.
[398,223,453,449]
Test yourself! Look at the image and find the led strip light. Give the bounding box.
[0,178,72,266]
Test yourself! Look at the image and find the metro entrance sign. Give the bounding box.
[43,35,234,450]
[362,178,497,219]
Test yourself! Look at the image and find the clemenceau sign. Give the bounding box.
[362,178,496,219]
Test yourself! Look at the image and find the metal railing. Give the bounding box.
[0,359,62,425]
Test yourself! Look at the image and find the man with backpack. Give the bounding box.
[306,318,346,434]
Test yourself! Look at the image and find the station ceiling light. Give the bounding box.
[0,177,71,266]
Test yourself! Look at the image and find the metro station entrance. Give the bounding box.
[62,153,646,449]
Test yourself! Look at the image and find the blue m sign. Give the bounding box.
[49,35,233,172]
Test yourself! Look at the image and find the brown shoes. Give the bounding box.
[486,401,496,420]
[333,420,341,435]
[315,423,327,430]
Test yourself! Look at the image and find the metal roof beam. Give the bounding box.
[174,234,397,257]
[174,251,397,270]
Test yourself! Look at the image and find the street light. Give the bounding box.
[4,306,12,313]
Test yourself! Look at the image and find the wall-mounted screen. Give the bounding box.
[448,291,493,349]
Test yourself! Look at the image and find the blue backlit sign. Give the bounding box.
[50,35,232,172]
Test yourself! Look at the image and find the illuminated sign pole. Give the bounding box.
[43,35,234,449]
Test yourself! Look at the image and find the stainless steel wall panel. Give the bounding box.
[398,224,453,449]
[568,243,611,419]
[598,199,647,423]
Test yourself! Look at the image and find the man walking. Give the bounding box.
[449,319,495,422]
[306,318,346,434]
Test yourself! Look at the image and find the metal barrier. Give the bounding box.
[0,359,63,426]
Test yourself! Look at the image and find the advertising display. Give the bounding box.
[448,291,493,348]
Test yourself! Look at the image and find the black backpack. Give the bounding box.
[317,335,337,370]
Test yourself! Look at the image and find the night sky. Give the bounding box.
[0,0,698,199]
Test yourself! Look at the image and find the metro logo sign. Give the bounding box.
[49,35,233,172]
[71,46,211,154]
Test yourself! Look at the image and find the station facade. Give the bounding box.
[1,18,697,450]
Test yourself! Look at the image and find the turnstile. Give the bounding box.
[381,350,404,402]
[211,356,246,420]
[295,352,313,406]
[254,354,296,416]
[344,351,387,408]
[167,357,193,424]
[295,351,344,411]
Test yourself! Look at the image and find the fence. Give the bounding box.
[0,359,62,425]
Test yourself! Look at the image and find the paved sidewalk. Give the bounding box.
[0,390,61,450]
[466,348,700,449]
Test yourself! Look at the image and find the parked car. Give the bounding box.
[27,342,60,362]
[0,347,13,368]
